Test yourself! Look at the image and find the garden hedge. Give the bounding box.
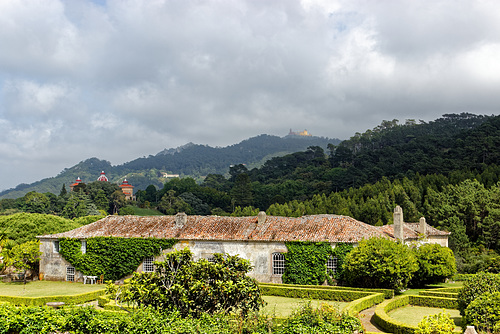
[259,283,394,299]
[259,285,372,302]
[343,292,385,316]
[0,289,106,306]
[418,291,459,298]
[373,295,460,334]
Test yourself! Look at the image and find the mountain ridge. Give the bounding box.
[0,134,339,199]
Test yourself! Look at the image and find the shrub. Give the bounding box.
[117,248,264,317]
[411,243,456,287]
[416,310,455,334]
[276,302,363,334]
[464,291,500,333]
[457,272,500,315]
[343,237,418,292]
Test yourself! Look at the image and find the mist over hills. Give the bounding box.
[1,134,339,199]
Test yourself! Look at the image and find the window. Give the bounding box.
[54,241,60,253]
[81,240,86,254]
[143,256,155,272]
[66,266,75,281]
[326,256,338,274]
[272,252,285,275]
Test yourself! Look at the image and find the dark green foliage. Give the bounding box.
[276,302,363,334]
[59,237,177,281]
[282,241,332,285]
[411,243,456,287]
[343,237,418,292]
[0,213,81,244]
[118,248,264,317]
[464,291,500,333]
[458,271,500,315]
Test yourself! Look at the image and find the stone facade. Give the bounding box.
[38,210,450,283]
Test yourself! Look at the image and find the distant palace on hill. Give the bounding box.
[69,171,136,201]
[288,129,312,136]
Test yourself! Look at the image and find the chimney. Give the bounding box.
[419,217,427,236]
[393,206,404,242]
[175,212,187,228]
[257,211,266,225]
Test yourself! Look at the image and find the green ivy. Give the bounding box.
[330,243,354,281]
[282,241,353,285]
[283,241,333,285]
[59,237,177,282]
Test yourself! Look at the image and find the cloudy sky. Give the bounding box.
[1,0,500,191]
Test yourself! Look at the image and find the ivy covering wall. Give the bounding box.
[59,237,177,282]
[282,241,354,285]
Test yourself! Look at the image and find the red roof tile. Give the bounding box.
[38,214,393,243]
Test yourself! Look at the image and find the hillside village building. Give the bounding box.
[38,206,449,283]
[68,172,135,200]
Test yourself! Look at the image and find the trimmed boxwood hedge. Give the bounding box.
[344,292,385,316]
[259,283,394,299]
[0,289,106,306]
[259,285,373,302]
[418,291,459,298]
[373,295,460,334]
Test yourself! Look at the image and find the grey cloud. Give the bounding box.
[0,0,499,190]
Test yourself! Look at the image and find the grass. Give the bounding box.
[261,295,349,317]
[389,305,462,330]
[399,281,463,296]
[0,281,105,297]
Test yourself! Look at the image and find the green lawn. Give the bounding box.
[389,306,462,330]
[261,296,348,317]
[0,281,105,297]
[399,281,463,296]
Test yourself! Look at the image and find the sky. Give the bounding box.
[1,0,500,191]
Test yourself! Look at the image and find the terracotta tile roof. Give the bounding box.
[376,222,451,240]
[38,214,392,243]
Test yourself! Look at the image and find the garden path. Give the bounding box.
[359,306,389,333]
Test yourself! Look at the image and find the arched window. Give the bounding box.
[272,252,285,275]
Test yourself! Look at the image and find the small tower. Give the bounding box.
[119,179,135,200]
[97,171,108,182]
[69,177,83,192]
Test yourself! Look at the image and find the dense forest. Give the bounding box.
[1,113,500,273]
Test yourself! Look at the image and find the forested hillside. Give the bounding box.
[0,134,337,199]
[2,113,500,273]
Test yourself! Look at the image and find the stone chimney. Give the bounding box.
[419,217,427,236]
[175,212,187,228]
[393,206,404,242]
[257,211,266,225]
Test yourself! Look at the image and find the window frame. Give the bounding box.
[143,256,155,273]
[272,252,285,275]
[326,256,338,274]
[81,240,86,254]
[66,266,75,281]
[54,240,60,253]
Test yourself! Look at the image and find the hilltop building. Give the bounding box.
[69,177,83,192]
[38,207,449,283]
[119,179,135,200]
[97,171,108,182]
[288,129,312,136]
[68,172,136,200]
